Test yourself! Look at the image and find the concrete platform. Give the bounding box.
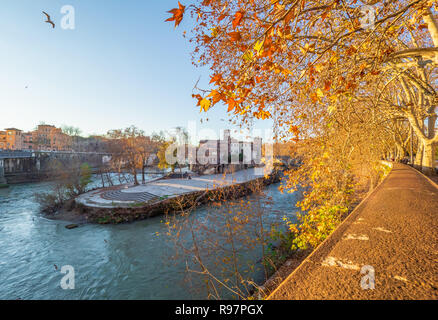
[76,168,266,209]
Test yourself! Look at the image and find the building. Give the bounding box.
[22,132,34,150]
[32,125,71,151]
[0,131,6,150]
[191,130,263,174]
[0,124,72,152]
[3,128,24,150]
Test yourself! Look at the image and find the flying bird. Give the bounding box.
[42,11,55,29]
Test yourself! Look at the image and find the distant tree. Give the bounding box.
[107,126,165,185]
[137,134,163,183]
[35,160,93,213]
[61,125,82,137]
[157,140,174,172]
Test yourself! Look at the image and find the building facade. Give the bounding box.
[189,130,263,174]
[0,131,6,150]
[0,125,72,151]
[0,129,24,150]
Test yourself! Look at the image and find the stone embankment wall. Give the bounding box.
[74,170,282,224]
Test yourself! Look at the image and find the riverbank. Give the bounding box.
[68,168,282,224]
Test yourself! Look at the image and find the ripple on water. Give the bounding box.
[0,179,299,299]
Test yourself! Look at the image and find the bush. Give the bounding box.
[35,161,93,214]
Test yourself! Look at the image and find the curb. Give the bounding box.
[407,165,438,190]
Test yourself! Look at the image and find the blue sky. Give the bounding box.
[0,0,273,141]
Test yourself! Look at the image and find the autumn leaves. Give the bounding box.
[166,1,185,27]
[166,2,268,118]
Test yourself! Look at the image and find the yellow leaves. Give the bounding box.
[316,88,324,99]
[210,27,218,38]
[282,68,292,77]
[242,50,253,62]
[299,43,315,54]
[329,54,338,64]
[327,104,336,114]
[387,25,397,34]
[310,88,324,103]
[165,1,185,28]
[200,98,211,112]
[240,105,250,115]
[254,40,264,55]
[314,64,324,73]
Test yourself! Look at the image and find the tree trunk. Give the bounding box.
[422,143,436,176]
[414,143,424,170]
[423,105,437,175]
[395,143,404,162]
[133,168,139,185]
[142,163,146,184]
[410,127,414,165]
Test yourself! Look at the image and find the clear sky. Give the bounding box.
[0,0,273,142]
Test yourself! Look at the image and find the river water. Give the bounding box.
[0,176,299,300]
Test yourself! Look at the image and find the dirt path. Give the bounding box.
[268,164,438,300]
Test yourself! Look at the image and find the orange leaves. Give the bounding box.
[324,80,332,92]
[166,1,185,27]
[345,46,357,56]
[228,31,242,42]
[208,90,223,105]
[288,125,300,135]
[209,73,223,85]
[202,35,212,44]
[254,110,272,120]
[284,9,295,26]
[227,98,237,112]
[232,11,244,29]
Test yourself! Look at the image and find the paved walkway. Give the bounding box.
[269,164,438,300]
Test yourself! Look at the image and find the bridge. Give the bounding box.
[0,151,111,186]
[0,151,33,159]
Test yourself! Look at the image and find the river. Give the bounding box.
[0,175,299,299]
